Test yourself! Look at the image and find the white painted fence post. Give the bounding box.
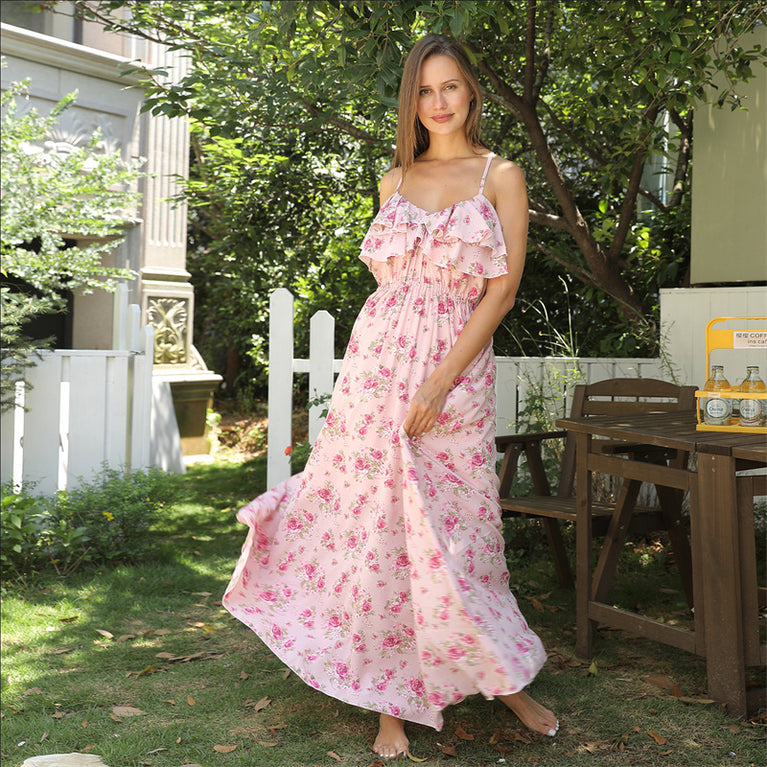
[308,310,334,444]
[267,289,294,488]
[112,283,130,351]
[131,326,155,472]
[12,381,25,492]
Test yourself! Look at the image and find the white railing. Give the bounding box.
[0,285,154,494]
[266,288,666,486]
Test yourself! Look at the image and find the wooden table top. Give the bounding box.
[555,411,767,461]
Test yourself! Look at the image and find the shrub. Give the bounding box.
[0,467,174,578]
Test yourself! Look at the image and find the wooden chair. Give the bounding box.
[496,378,697,605]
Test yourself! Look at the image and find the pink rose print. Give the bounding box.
[222,189,546,733]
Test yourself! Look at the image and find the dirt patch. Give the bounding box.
[212,400,308,462]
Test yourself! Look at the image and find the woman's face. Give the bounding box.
[416,54,473,137]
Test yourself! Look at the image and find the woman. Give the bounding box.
[223,34,558,759]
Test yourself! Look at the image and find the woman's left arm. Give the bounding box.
[402,160,528,438]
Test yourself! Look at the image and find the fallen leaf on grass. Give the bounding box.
[95,629,114,639]
[23,687,44,696]
[488,729,501,745]
[678,696,715,705]
[511,732,533,744]
[529,597,544,612]
[454,725,474,741]
[257,741,277,747]
[241,696,272,712]
[112,706,145,717]
[266,723,288,736]
[213,744,238,753]
[40,732,48,743]
[728,724,741,734]
[146,748,167,755]
[58,615,79,623]
[406,750,427,762]
[281,668,291,679]
[49,648,73,655]
[136,665,163,678]
[187,696,196,706]
[642,675,675,689]
[669,683,683,698]
[648,730,667,745]
[109,714,122,722]
[588,661,598,676]
[81,718,88,727]
[327,752,342,762]
[240,671,249,680]
[155,650,222,663]
[439,743,458,756]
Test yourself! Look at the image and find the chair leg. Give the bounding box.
[542,517,573,587]
[656,484,695,610]
[592,478,641,603]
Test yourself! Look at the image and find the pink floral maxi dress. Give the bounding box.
[223,154,546,730]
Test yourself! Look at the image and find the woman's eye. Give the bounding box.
[419,89,430,95]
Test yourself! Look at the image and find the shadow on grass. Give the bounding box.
[2,458,765,767]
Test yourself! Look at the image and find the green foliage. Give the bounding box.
[71,0,767,399]
[0,77,143,410]
[0,467,174,578]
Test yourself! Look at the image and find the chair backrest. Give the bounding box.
[557,378,698,497]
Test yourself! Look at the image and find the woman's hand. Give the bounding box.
[402,375,450,439]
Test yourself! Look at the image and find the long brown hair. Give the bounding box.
[393,34,484,170]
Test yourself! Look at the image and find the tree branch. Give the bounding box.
[667,107,693,209]
[529,209,571,233]
[523,0,537,103]
[531,242,598,288]
[608,105,660,262]
[302,103,385,146]
[532,4,554,104]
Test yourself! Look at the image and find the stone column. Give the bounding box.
[139,43,221,456]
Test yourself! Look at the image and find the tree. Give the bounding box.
[1,78,142,410]
[67,0,766,396]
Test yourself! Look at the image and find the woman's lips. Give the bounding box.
[431,113,453,123]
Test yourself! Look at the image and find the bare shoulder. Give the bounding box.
[485,155,527,209]
[379,167,403,204]
[488,156,526,190]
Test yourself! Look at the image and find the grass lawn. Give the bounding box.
[1,458,764,767]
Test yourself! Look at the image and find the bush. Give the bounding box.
[0,467,174,578]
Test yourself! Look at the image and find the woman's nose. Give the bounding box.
[434,90,446,107]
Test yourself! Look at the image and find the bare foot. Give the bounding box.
[373,713,409,759]
[498,690,559,737]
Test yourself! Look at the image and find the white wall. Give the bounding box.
[660,286,767,387]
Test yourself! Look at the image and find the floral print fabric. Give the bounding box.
[223,173,547,730]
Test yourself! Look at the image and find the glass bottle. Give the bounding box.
[703,365,732,425]
[738,366,766,427]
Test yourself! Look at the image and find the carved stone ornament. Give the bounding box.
[147,297,188,365]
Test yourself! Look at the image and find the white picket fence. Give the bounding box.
[266,288,666,486]
[0,285,154,494]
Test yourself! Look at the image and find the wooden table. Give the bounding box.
[555,410,766,716]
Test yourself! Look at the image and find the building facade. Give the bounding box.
[1,2,220,456]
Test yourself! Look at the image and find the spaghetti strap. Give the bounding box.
[395,168,404,192]
[479,152,495,193]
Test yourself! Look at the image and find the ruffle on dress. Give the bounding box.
[360,192,509,279]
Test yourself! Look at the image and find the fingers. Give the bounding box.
[403,401,439,438]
